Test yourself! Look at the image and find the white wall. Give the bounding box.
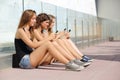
[96,0,120,22]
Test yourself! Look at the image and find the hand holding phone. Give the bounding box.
[64,28,67,31]
[68,29,71,32]
[56,30,58,33]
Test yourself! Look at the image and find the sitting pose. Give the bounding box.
[14,9,85,71]
[48,14,93,63]
[33,13,91,67]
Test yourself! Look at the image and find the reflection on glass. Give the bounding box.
[42,2,56,32]
[0,0,22,43]
[0,0,119,44]
[56,7,67,32]
[24,0,42,14]
[67,9,75,39]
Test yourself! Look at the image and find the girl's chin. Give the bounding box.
[44,27,48,30]
[30,24,35,26]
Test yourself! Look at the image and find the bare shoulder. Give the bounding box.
[17,28,24,33]
[16,28,25,38]
[33,29,41,35]
[33,28,39,32]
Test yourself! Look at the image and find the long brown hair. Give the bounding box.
[35,13,50,28]
[48,14,56,35]
[35,13,50,33]
[17,9,36,40]
[18,9,36,29]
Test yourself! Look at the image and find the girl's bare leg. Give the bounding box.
[41,39,83,64]
[39,52,54,65]
[37,41,75,65]
[51,41,75,60]
[30,41,70,67]
[38,40,76,66]
[66,39,84,56]
[56,39,75,57]
[61,39,83,59]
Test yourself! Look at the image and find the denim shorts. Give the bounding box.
[19,55,33,69]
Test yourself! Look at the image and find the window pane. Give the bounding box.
[0,0,22,43]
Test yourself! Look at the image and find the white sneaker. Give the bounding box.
[65,61,84,71]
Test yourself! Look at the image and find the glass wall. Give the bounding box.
[67,9,76,42]
[42,2,56,32]
[56,7,67,32]
[0,0,22,43]
[0,0,120,49]
[76,12,83,41]
[24,0,42,14]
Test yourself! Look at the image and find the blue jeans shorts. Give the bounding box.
[19,55,33,69]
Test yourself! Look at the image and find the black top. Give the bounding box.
[14,39,33,64]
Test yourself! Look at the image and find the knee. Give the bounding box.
[44,41,53,47]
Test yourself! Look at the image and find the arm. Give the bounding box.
[55,31,65,39]
[33,29,55,42]
[55,31,70,39]
[18,29,43,48]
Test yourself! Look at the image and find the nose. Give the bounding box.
[47,23,49,26]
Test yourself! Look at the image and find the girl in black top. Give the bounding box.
[14,9,83,71]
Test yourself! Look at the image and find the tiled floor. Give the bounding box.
[0,41,120,80]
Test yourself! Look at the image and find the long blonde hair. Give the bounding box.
[48,14,56,35]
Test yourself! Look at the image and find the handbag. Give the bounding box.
[12,54,19,68]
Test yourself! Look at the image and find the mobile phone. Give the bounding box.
[68,29,71,32]
[56,30,58,33]
[64,28,67,31]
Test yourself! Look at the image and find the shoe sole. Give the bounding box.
[83,62,91,67]
[88,59,93,62]
[65,66,84,71]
